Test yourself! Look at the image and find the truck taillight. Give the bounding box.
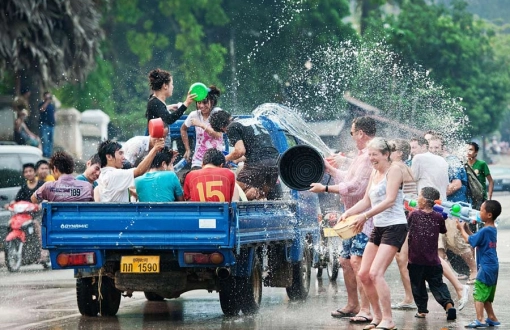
[56,252,96,267]
[184,252,224,265]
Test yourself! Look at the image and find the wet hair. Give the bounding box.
[151,147,173,169]
[148,68,172,91]
[97,139,123,167]
[469,141,479,152]
[50,151,75,174]
[35,159,50,170]
[202,148,225,167]
[88,153,101,166]
[389,139,411,161]
[367,137,392,159]
[483,200,501,220]
[203,85,221,107]
[22,163,35,171]
[353,116,376,137]
[210,110,232,132]
[410,136,429,147]
[421,187,439,208]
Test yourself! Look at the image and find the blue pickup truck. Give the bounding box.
[42,107,323,317]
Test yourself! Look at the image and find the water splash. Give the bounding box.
[283,41,468,150]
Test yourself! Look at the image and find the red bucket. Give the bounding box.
[148,118,165,138]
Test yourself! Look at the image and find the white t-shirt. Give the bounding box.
[411,152,449,200]
[96,167,135,202]
[184,107,224,167]
[122,136,150,165]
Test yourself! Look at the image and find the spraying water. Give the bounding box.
[253,103,332,156]
[282,40,468,154]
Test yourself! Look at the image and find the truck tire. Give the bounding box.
[286,247,311,301]
[98,276,121,316]
[239,257,262,315]
[326,238,339,281]
[76,278,99,316]
[144,291,165,301]
[5,239,23,272]
[219,277,241,316]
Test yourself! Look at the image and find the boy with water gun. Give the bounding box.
[456,200,501,328]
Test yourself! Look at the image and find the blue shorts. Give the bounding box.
[340,232,369,259]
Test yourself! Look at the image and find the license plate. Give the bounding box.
[323,228,338,237]
[120,256,160,273]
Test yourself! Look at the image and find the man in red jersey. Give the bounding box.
[183,148,237,202]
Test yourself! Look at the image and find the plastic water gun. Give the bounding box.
[434,200,481,224]
[403,196,448,220]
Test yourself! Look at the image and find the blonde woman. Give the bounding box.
[340,137,408,330]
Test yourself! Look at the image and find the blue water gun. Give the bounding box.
[434,200,481,224]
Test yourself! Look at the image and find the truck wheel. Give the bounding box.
[144,291,165,301]
[76,278,99,316]
[239,257,262,315]
[5,239,23,272]
[98,276,121,316]
[286,247,311,301]
[219,277,241,316]
[326,238,339,281]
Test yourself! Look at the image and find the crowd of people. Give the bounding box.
[6,70,501,329]
[309,116,500,329]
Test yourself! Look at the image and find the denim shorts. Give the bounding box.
[340,232,369,259]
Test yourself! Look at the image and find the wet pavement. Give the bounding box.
[1,193,509,330]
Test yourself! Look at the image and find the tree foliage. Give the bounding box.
[0,0,105,89]
[368,0,510,137]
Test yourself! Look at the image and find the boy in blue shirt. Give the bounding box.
[134,147,183,202]
[457,200,501,328]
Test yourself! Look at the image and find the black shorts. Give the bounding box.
[370,224,408,251]
[237,159,278,191]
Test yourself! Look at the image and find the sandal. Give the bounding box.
[363,323,378,330]
[350,315,373,323]
[415,312,426,318]
[465,319,488,328]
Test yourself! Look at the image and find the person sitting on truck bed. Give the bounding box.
[31,151,94,203]
[75,153,101,188]
[134,147,183,202]
[183,148,237,202]
[210,110,279,200]
[95,139,165,202]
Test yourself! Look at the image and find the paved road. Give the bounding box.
[0,192,509,330]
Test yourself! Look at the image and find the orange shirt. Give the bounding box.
[183,167,235,202]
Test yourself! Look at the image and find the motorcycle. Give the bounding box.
[4,201,48,272]
[315,210,342,281]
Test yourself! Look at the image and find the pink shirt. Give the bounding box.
[333,147,374,237]
[34,174,93,202]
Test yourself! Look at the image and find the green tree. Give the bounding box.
[370,0,510,137]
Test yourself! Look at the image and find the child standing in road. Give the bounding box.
[457,200,501,328]
[407,187,456,321]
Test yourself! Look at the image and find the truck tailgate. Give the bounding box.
[42,202,233,249]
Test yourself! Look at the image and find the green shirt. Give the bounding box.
[471,159,490,199]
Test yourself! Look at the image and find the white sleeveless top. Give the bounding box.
[368,170,408,227]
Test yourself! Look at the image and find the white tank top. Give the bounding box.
[368,171,408,227]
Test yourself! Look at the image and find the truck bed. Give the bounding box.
[42,201,298,250]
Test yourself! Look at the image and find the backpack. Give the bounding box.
[464,163,484,210]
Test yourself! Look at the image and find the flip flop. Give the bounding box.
[363,323,378,330]
[375,327,397,330]
[331,309,357,318]
[415,313,426,318]
[350,315,373,323]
